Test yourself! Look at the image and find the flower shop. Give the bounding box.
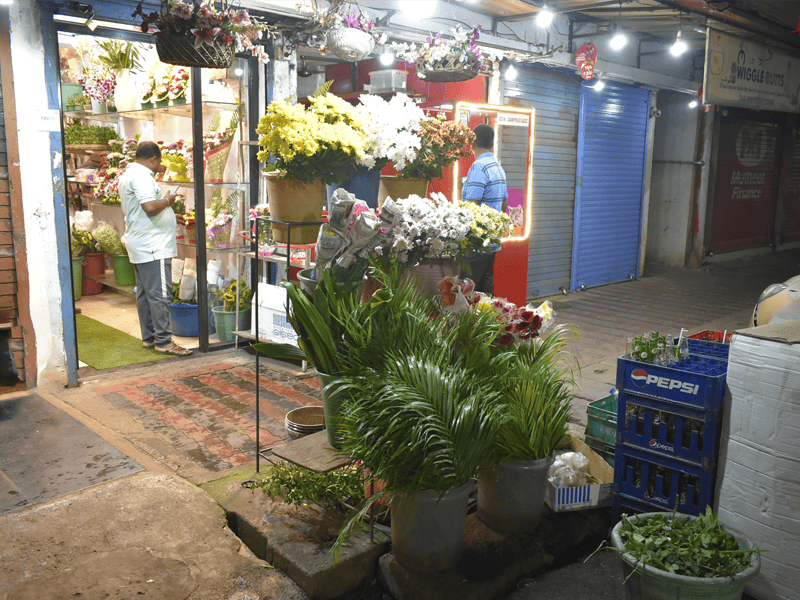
[46,0,543,373]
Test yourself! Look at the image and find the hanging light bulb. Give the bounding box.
[610,33,627,51]
[594,79,605,91]
[689,99,698,108]
[505,64,518,80]
[535,4,554,28]
[671,31,688,56]
[401,0,437,20]
[380,50,395,66]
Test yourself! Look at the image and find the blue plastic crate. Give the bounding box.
[616,356,727,411]
[686,338,730,360]
[616,391,722,468]
[612,493,674,525]
[613,444,714,516]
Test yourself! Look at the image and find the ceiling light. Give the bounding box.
[535,5,554,28]
[380,50,395,66]
[671,31,687,56]
[593,79,605,91]
[0,0,15,5]
[234,67,244,77]
[401,0,436,20]
[610,33,627,51]
[689,99,698,108]
[505,64,518,80]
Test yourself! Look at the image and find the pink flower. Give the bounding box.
[191,27,220,47]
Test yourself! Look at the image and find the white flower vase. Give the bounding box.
[114,69,139,112]
[91,98,107,114]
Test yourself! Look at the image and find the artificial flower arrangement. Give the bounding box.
[152,65,173,104]
[203,127,235,153]
[160,139,193,181]
[71,226,99,256]
[205,189,240,247]
[250,205,272,252]
[354,93,425,171]
[168,67,190,100]
[133,0,273,65]
[139,68,157,106]
[330,9,387,44]
[400,115,475,181]
[437,275,555,345]
[257,92,366,185]
[175,207,196,229]
[80,67,116,103]
[215,278,252,312]
[95,139,138,205]
[460,200,513,251]
[391,26,484,80]
[92,223,127,256]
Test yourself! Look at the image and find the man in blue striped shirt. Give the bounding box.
[460,124,508,294]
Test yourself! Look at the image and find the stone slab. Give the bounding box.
[203,465,390,600]
[378,507,611,600]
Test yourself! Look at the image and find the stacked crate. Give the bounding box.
[612,338,730,521]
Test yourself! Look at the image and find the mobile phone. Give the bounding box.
[170,185,182,195]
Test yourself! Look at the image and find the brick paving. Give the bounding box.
[92,361,321,473]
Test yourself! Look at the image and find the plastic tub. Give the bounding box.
[169,302,199,338]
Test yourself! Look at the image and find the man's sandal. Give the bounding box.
[155,342,193,356]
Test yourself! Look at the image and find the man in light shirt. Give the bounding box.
[119,141,191,356]
[460,124,508,295]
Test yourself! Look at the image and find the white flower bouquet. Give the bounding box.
[355,93,425,171]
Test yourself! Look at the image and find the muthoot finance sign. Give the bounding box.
[704,29,800,113]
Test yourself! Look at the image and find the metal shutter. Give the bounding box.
[571,81,650,290]
[502,66,580,299]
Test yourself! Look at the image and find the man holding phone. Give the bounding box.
[119,141,192,356]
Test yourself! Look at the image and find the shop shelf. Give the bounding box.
[613,444,714,518]
[616,391,721,468]
[616,356,728,411]
[585,394,617,446]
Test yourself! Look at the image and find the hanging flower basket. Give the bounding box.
[326,27,375,62]
[204,139,234,183]
[415,55,481,83]
[156,35,233,69]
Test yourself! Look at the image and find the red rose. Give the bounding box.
[532,315,542,330]
[497,333,514,345]
[518,307,535,322]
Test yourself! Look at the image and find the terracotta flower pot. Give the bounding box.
[264,174,325,245]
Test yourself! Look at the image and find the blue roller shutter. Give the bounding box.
[502,66,581,299]
[571,81,650,290]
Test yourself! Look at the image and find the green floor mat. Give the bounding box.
[76,314,174,370]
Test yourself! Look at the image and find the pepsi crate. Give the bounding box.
[616,356,728,411]
[613,443,714,517]
[612,493,673,524]
[585,394,617,446]
[616,391,721,468]
[686,337,730,360]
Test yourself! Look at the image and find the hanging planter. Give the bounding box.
[415,55,481,83]
[326,27,375,62]
[156,36,233,69]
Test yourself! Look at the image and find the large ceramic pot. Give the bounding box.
[81,252,106,295]
[326,165,381,209]
[477,454,554,532]
[610,512,760,600]
[378,176,428,207]
[264,174,325,245]
[391,481,473,572]
[402,258,460,296]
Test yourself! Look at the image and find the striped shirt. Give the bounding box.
[463,151,508,212]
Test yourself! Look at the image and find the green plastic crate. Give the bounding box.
[585,394,618,446]
[585,434,615,468]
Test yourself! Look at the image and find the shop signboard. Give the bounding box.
[704,29,800,113]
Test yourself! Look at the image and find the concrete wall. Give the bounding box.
[7,0,67,382]
[646,91,701,267]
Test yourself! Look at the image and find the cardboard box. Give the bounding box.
[545,436,615,512]
[715,323,800,600]
[251,282,299,347]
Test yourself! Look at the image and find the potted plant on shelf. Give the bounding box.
[133,0,272,69]
[325,8,387,62]
[391,26,485,82]
[92,223,135,287]
[168,67,190,105]
[152,66,173,108]
[79,67,116,114]
[96,39,144,112]
[610,509,761,599]
[256,89,367,244]
[212,278,252,341]
[72,225,104,296]
[66,91,91,112]
[176,208,196,244]
[139,68,157,109]
[326,93,426,209]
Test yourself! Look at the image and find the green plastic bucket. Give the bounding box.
[611,512,760,600]
[71,256,83,301]
[111,254,136,286]
[212,306,236,342]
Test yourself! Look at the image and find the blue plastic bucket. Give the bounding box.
[326,165,381,208]
[169,302,199,338]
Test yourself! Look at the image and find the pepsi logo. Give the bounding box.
[631,368,648,387]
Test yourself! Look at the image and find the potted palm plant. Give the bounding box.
[96,39,143,112]
[476,322,577,532]
[327,264,510,572]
